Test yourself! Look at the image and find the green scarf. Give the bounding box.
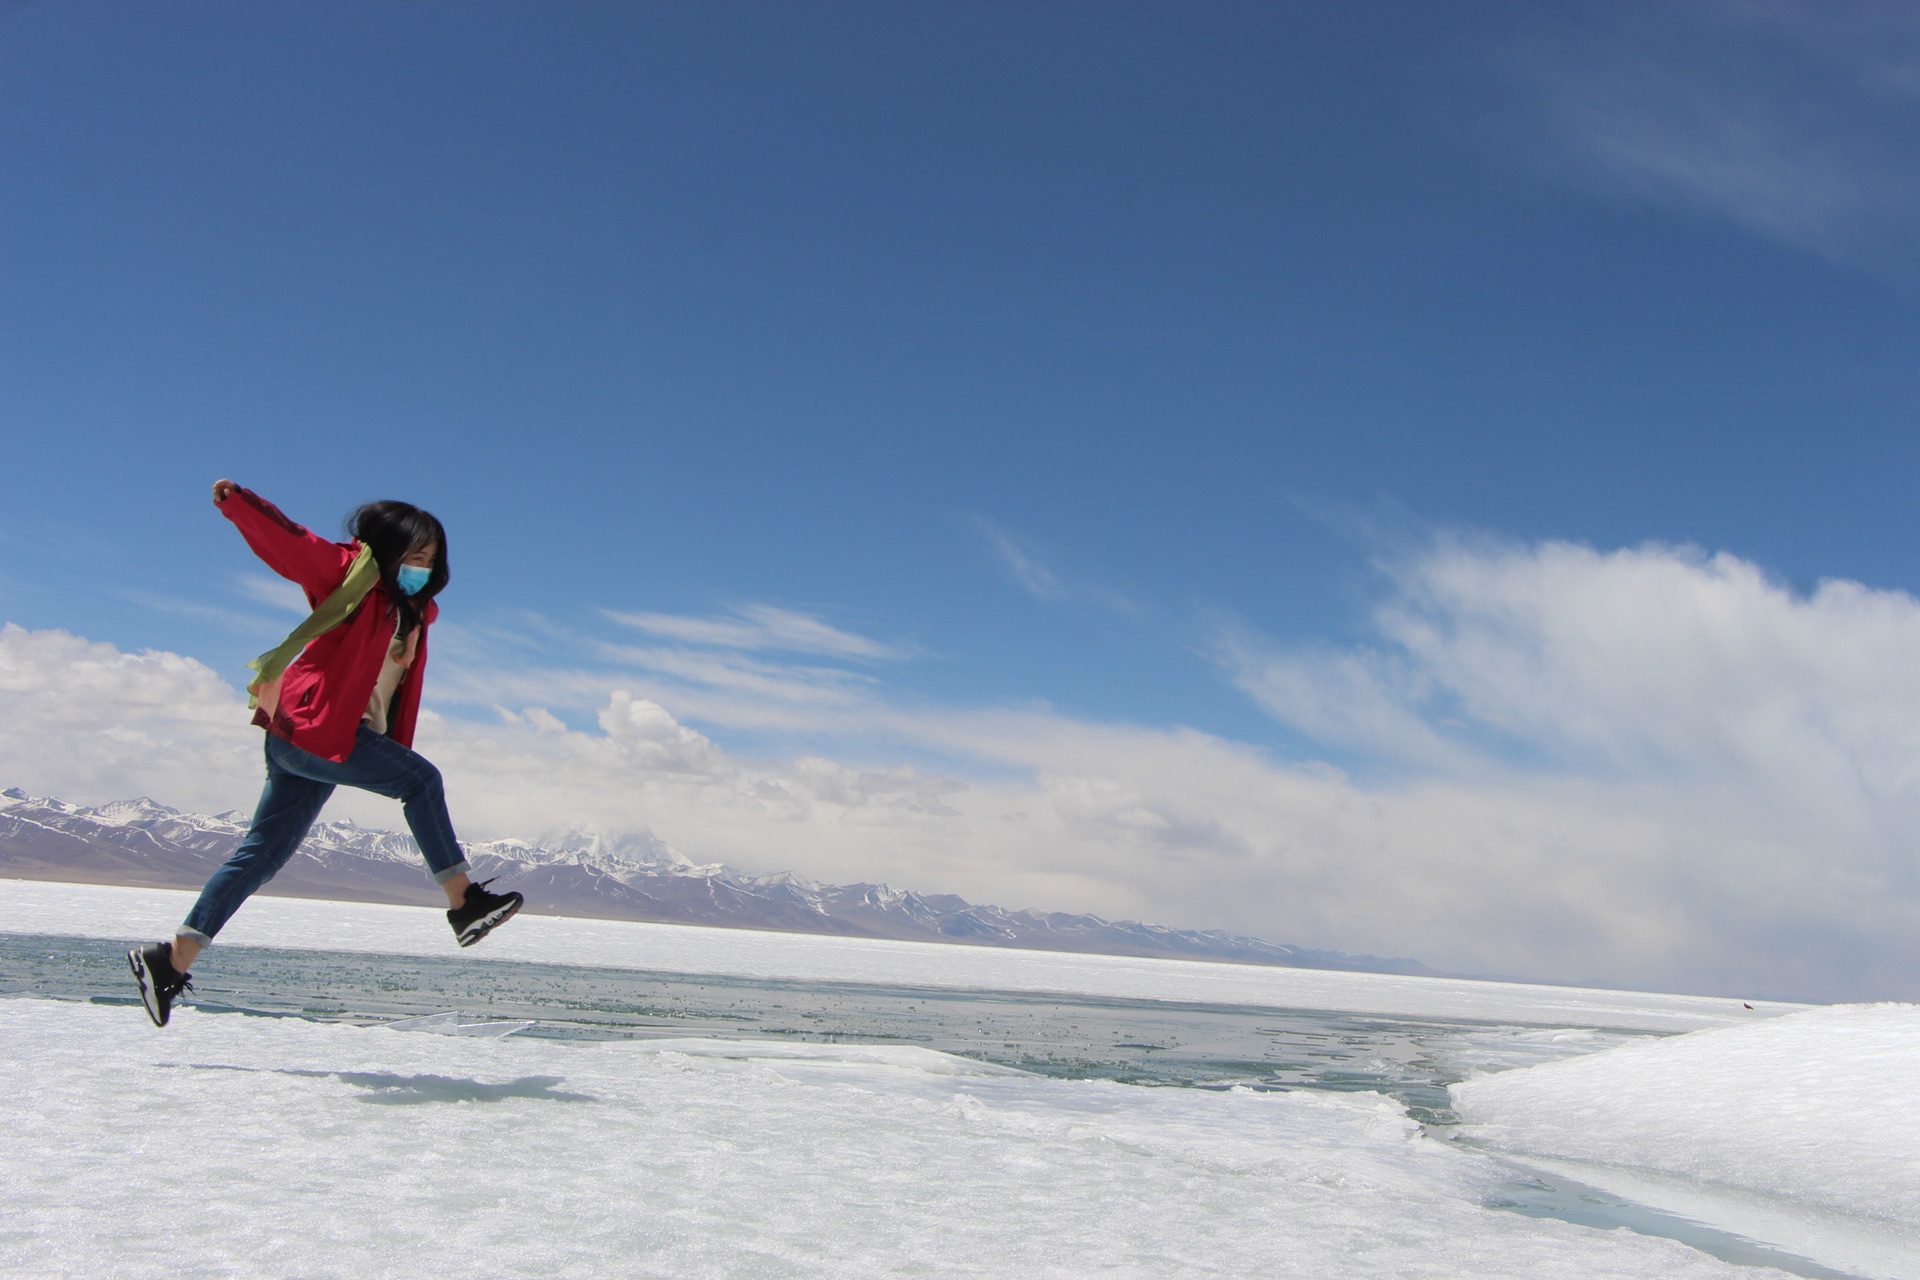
[246,543,382,712]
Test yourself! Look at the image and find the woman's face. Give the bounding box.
[401,541,439,571]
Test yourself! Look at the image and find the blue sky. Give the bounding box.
[5,2,1920,999]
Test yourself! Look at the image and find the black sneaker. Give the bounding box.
[448,878,523,948]
[128,942,193,1028]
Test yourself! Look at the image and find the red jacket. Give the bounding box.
[221,487,437,762]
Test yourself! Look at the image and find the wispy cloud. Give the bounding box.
[1500,0,1920,269]
[234,574,309,616]
[976,518,1067,602]
[595,642,880,706]
[117,589,287,638]
[1211,627,1462,772]
[606,604,903,661]
[424,608,897,737]
[973,518,1138,614]
[118,573,310,639]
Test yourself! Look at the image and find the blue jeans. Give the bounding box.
[180,727,472,944]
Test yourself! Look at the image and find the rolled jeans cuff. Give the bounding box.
[432,859,472,886]
[175,926,214,947]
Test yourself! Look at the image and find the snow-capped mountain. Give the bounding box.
[0,787,1427,974]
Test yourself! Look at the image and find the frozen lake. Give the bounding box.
[3,879,1914,1279]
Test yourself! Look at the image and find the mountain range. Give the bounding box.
[0,786,1428,974]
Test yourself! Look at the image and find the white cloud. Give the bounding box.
[594,690,727,774]
[605,604,901,660]
[1299,537,1920,814]
[1216,536,1920,996]
[0,624,263,814]
[1503,0,1920,267]
[9,531,1920,1004]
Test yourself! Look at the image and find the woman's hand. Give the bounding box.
[211,478,238,504]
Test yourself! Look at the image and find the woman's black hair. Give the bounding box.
[346,500,449,639]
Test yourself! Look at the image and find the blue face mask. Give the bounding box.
[394,564,432,596]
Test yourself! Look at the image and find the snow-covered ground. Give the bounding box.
[4,879,1913,1279]
[0,997,1870,1280]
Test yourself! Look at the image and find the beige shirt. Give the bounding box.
[362,622,419,736]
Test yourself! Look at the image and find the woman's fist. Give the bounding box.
[211,479,237,504]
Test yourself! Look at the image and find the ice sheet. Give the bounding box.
[4,877,1795,1031]
[1,998,1778,1279]
[1452,1002,1920,1280]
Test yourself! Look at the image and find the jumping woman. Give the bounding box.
[127,480,525,1027]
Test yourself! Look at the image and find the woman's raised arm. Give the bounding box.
[215,483,357,601]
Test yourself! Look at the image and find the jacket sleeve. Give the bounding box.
[218,487,358,603]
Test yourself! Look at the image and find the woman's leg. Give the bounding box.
[308,728,523,944]
[269,726,475,900]
[173,743,335,970]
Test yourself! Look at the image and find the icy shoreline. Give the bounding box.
[3,877,1793,1031]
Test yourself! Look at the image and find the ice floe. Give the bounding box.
[1452,1001,1920,1280]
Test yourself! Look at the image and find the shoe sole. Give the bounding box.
[127,948,168,1028]
[456,898,522,948]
